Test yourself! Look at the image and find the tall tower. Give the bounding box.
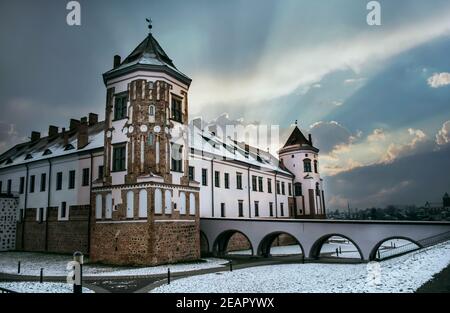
[278,126,326,218]
[90,22,200,266]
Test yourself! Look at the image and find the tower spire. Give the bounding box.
[146,18,152,33]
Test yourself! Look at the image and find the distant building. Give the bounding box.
[424,193,450,212]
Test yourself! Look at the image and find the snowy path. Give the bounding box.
[152,241,450,293]
[0,252,228,277]
[0,282,94,293]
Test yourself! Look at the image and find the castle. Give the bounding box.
[0,26,325,264]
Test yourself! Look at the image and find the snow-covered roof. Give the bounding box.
[189,125,292,176]
[0,122,104,169]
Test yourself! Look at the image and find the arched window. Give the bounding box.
[303,159,312,173]
[179,192,186,215]
[154,188,162,214]
[126,191,134,218]
[149,105,155,116]
[294,183,302,197]
[314,160,318,173]
[165,190,172,214]
[189,193,196,215]
[147,133,154,146]
[139,189,147,218]
[105,193,112,219]
[95,194,102,219]
[316,182,320,194]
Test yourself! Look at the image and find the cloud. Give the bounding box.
[381,128,430,163]
[0,122,25,152]
[427,72,450,88]
[367,128,386,142]
[309,121,355,154]
[344,78,366,84]
[436,120,450,145]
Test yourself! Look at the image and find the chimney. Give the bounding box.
[113,55,121,69]
[62,128,69,146]
[77,118,89,149]
[48,125,58,137]
[69,119,80,131]
[308,134,313,146]
[88,113,98,126]
[31,131,41,142]
[192,117,202,130]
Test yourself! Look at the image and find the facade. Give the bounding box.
[0,28,325,265]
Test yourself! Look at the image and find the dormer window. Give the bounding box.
[64,144,75,151]
[6,158,13,164]
[25,154,33,160]
[43,149,52,156]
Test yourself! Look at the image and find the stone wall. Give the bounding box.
[0,196,18,251]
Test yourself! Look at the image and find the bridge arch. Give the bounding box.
[368,236,422,261]
[257,231,304,257]
[212,229,254,257]
[309,233,364,260]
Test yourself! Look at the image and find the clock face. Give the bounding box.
[154,125,161,133]
[140,125,148,133]
[128,126,134,133]
[106,130,112,138]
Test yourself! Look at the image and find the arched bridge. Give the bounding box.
[200,218,450,261]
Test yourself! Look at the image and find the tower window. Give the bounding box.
[112,145,126,172]
[171,97,182,123]
[314,160,318,173]
[147,133,154,146]
[171,144,183,172]
[303,158,312,173]
[114,93,128,120]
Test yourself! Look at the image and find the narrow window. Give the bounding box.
[269,202,274,217]
[37,208,44,223]
[113,145,126,171]
[98,165,104,179]
[171,144,183,172]
[220,203,225,217]
[267,178,272,193]
[82,168,90,186]
[202,168,208,186]
[6,179,12,194]
[280,203,284,217]
[19,177,25,194]
[236,172,242,189]
[238,200,244,217]
[254,201,259,217]
[68,170,76,189]
[214,171,220,187]
[224,173,230,189]
[40,173,46,192]
[56,172,62,190]
[60,202,67,219]
[276,181,280,194]
[294,183,302,196]
[171,97,183,123]
[114,93,128,120]
[303,159,312,173]
[258,177,263,192]
[281,182,285,195]
[314,160,318,173]
[29,176,35,193]
[189,166,195,181]
[147,133,154,146]
[252,175,257,191]
[288,183,292,196]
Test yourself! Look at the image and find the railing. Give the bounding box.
[0,287,18,293]
[376,230,450,261]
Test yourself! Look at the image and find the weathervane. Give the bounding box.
[295,120,298,126]
[146,18,152,33]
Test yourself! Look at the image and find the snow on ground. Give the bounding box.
[0,282,93,293]
[0,252,228,277]
[152,241,450,293]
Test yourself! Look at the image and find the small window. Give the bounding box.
[202,168,208,186]
[238,200,244,217]
[98,165,104,179]
[224,173,230,189]
[60,202,67,219]
[254,201,259,217]
[236,173,242,190]
[189,166,195,181]
[6,179,12,195]
[281,182,285,195]
[149,105,155,116]
[114,93,128,120]
[269,202,274,217]
[147,133,154,146]
[68,170,76,189]
[171,143,183,172]
[25,154,33,160]
[303,159,312,173]
[29,176,35,193]
[276,181,280,194]
[64,144,75,151]
[294,183,302,196]
[43,149,52,156]
[171,97,183,123]
[82,168,90,186]
[214,171,220,188]
[280,203,284,217]
[258,177,263,192]
[267,178,272,193]
[252,175,257,191]
[314,160,318,173]
[221,203,225,217]
[19,177,25,194]
[113,145,126,172]
[288,183,292,196]
[56,172,63,190]
[40,173,46,192]
[38,208,44,223]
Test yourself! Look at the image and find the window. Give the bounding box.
[236,173,242,189]
[267,178,272,193]
[114,93,127,120]
[189,166,195,181]
[280,203,284,217]
[98,165,104,179]
[276,181,280,194]
[19,177,25,194]
[68,170,76,189]
[214,171,220,187]
[316,182,320,195]
[95,194,102,219]
[238,200,244,217]
[281,182,285,195]
[221,203,225,217]
[314,160,318,173]
[294,183,302,196]
[202,168,208,186]
[258,177,263,192]
[40,173,46,192]
[224,173,230,189]
[60,202,67,219]
[6,179,12,194]
[303,158,312,172]
[171,97,182,123]
[38,208,44,223]
[252,175,257,191]
[254,201,259,217]
[56,172,63,190]
[269,202,274,217]
[149,105,155,116]
[147,133,154,146]
[113,145,126,171]
[82,168,90,186]
[29,176,35,193]
[288,183,292,196]
[171,144,183,172]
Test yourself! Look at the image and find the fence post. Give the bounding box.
[229,261,233,272]
[17,261,21,274]
[167,268,171,284]
[40,268,43,283]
